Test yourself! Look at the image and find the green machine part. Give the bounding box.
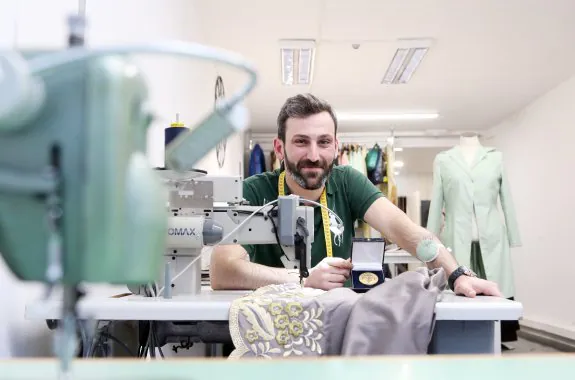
[0,53,167,285]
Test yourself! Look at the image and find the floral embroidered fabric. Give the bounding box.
[228,268,446,358]
[228,283,326,358]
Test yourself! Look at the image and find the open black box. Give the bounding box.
[350,237,386,293]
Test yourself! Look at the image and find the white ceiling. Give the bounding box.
[196,0,575,134]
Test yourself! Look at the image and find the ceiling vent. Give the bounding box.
[279,39,316,86]
[381,39,433,85]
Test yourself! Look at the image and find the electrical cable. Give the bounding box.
[299,198,345,228]
[157,196,345,296]
[267,204,287,260]
[156,254,202,297]
[156,199,281,297]
[98,332,136,357]
[26,41,257,115]
[78,320,89,358]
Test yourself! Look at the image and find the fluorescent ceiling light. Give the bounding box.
[394,171,400,176]
[393,161,404,168]
[336,112,439,121]
[280,39,316,86]
[381,39,432,85]
[394,147,403,152]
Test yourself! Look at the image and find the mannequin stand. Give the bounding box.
[470,241,519,343]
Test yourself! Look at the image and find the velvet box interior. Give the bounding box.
[350,238,386,293]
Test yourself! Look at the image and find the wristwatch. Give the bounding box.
[448,266,476,291]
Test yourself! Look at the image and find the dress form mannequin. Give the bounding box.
[459,133,480,165]
[459,133,480,241]
[428,133,522,345]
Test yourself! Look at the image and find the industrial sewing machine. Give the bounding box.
[139,169,316,298]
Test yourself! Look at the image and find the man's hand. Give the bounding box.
[454,276,503,298]
[304,257,353,290]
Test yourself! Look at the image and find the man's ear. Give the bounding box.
[273,138,285,161]
[334,137,340,159]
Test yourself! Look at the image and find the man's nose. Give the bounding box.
[306,143,320,161]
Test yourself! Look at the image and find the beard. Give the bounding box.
[284,152,335,190]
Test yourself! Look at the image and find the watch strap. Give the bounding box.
[448,266,476,291]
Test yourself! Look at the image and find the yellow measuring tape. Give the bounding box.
[278,171,333,258]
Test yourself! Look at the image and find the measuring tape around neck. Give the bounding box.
[278,171,333,258]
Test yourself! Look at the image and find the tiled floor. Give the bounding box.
[502,338,560,354]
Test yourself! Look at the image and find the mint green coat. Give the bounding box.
[427,146,521,298]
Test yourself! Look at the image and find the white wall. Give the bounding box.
[487,74,575,339]
[395,173,433,200]
[0,0,244,358]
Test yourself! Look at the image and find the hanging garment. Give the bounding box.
[360,146,368,176]
[427,146,521,298]
[227,267,446,358]
[248,143,266,176]
[340,150,350,166]
[352,146,364,174]
[366,145,384,184]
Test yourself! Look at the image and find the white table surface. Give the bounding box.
[25,287,522,322]
[384,249,422,264]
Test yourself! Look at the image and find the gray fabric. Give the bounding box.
[228,268,446,359]
[341,267,447,355]
[314,288,360,355]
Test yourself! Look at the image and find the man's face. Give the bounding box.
[274,111,338,190]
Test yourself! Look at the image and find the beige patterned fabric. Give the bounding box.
[228,268,446,358]
[228,284,328,358]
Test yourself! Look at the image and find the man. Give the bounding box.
[210,93,502,298]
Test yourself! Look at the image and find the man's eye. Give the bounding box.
[319,140,331,145]
[295,139,306,144]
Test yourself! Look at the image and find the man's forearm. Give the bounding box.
[210,246,300,290]
[233,260,300,290]
[385,212,459,276]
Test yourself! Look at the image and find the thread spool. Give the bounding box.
[164,113,188,147]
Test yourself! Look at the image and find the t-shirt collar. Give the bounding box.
[279,170,335,196]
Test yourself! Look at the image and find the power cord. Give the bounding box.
[156,199,281,297]
[86,323,136,358]
[156,196,344,297]
[267,204,286,258]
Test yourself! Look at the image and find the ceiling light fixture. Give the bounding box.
[279,39,316,86]
[381,39,432,85]
[336,112,439,121]
[393,161,404,168]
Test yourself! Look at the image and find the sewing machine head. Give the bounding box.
[151,169,316,297]
[0,52,167,286]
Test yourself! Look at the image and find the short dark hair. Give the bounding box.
[277,93,338,141]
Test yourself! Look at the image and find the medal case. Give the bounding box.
[350,238,386,293]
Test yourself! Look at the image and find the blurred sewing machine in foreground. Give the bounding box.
[0,21,262,373]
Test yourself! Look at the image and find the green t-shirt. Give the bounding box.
[241,165,384,268]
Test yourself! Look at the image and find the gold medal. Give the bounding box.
[358,272,379,286]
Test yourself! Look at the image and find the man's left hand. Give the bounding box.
[454,276,502,298]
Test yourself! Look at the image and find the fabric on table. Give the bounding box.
[341,268,446,355]
[228,284,328,358]
[228,267,446,358]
